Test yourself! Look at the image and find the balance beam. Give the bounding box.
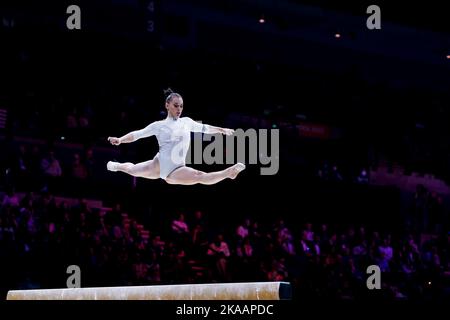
[7,282,291,300]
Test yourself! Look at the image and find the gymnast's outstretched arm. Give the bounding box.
[108,122,158,145]
[203,124,235,136]
[187,117,235,136]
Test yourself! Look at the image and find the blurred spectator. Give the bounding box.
[71,153,88,180]
[2,187,20,207]
[378,237,394,272]
[171,212,190,250]
[40,151,62,177]
[207,234,231,281]
[171,213,189,235]
[236,218,251,240]
[267,258,288,281]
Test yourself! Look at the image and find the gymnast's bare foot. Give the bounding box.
[228,163,246,179]
[107,161,120,172]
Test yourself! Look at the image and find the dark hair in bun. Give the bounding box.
[164,88,182,103]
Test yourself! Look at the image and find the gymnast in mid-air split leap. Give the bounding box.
[106,89,245,185]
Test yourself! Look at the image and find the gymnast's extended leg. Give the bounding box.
[165,163,245,185]
[107,156,160,179]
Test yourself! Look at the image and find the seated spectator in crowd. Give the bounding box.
[2,188,20,207]
[191,223,209,259]
[377,237,394,272]
[171,213,190,249]
[236,218,251,240]
[266,258,288,281]
[131,253,149,284]
[171,213,189,235]
[299,230,320,257]
[207,234,231,281]
[71,153,88,179]
[40,151,62,177]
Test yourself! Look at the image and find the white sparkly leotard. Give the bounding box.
[133,117,206,179]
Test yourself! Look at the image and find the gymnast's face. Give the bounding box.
[166,96,184,119]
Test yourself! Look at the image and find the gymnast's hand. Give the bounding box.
[108,137,121,145]
[222,128,235,136]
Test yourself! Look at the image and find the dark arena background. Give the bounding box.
[0,0,449,312]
